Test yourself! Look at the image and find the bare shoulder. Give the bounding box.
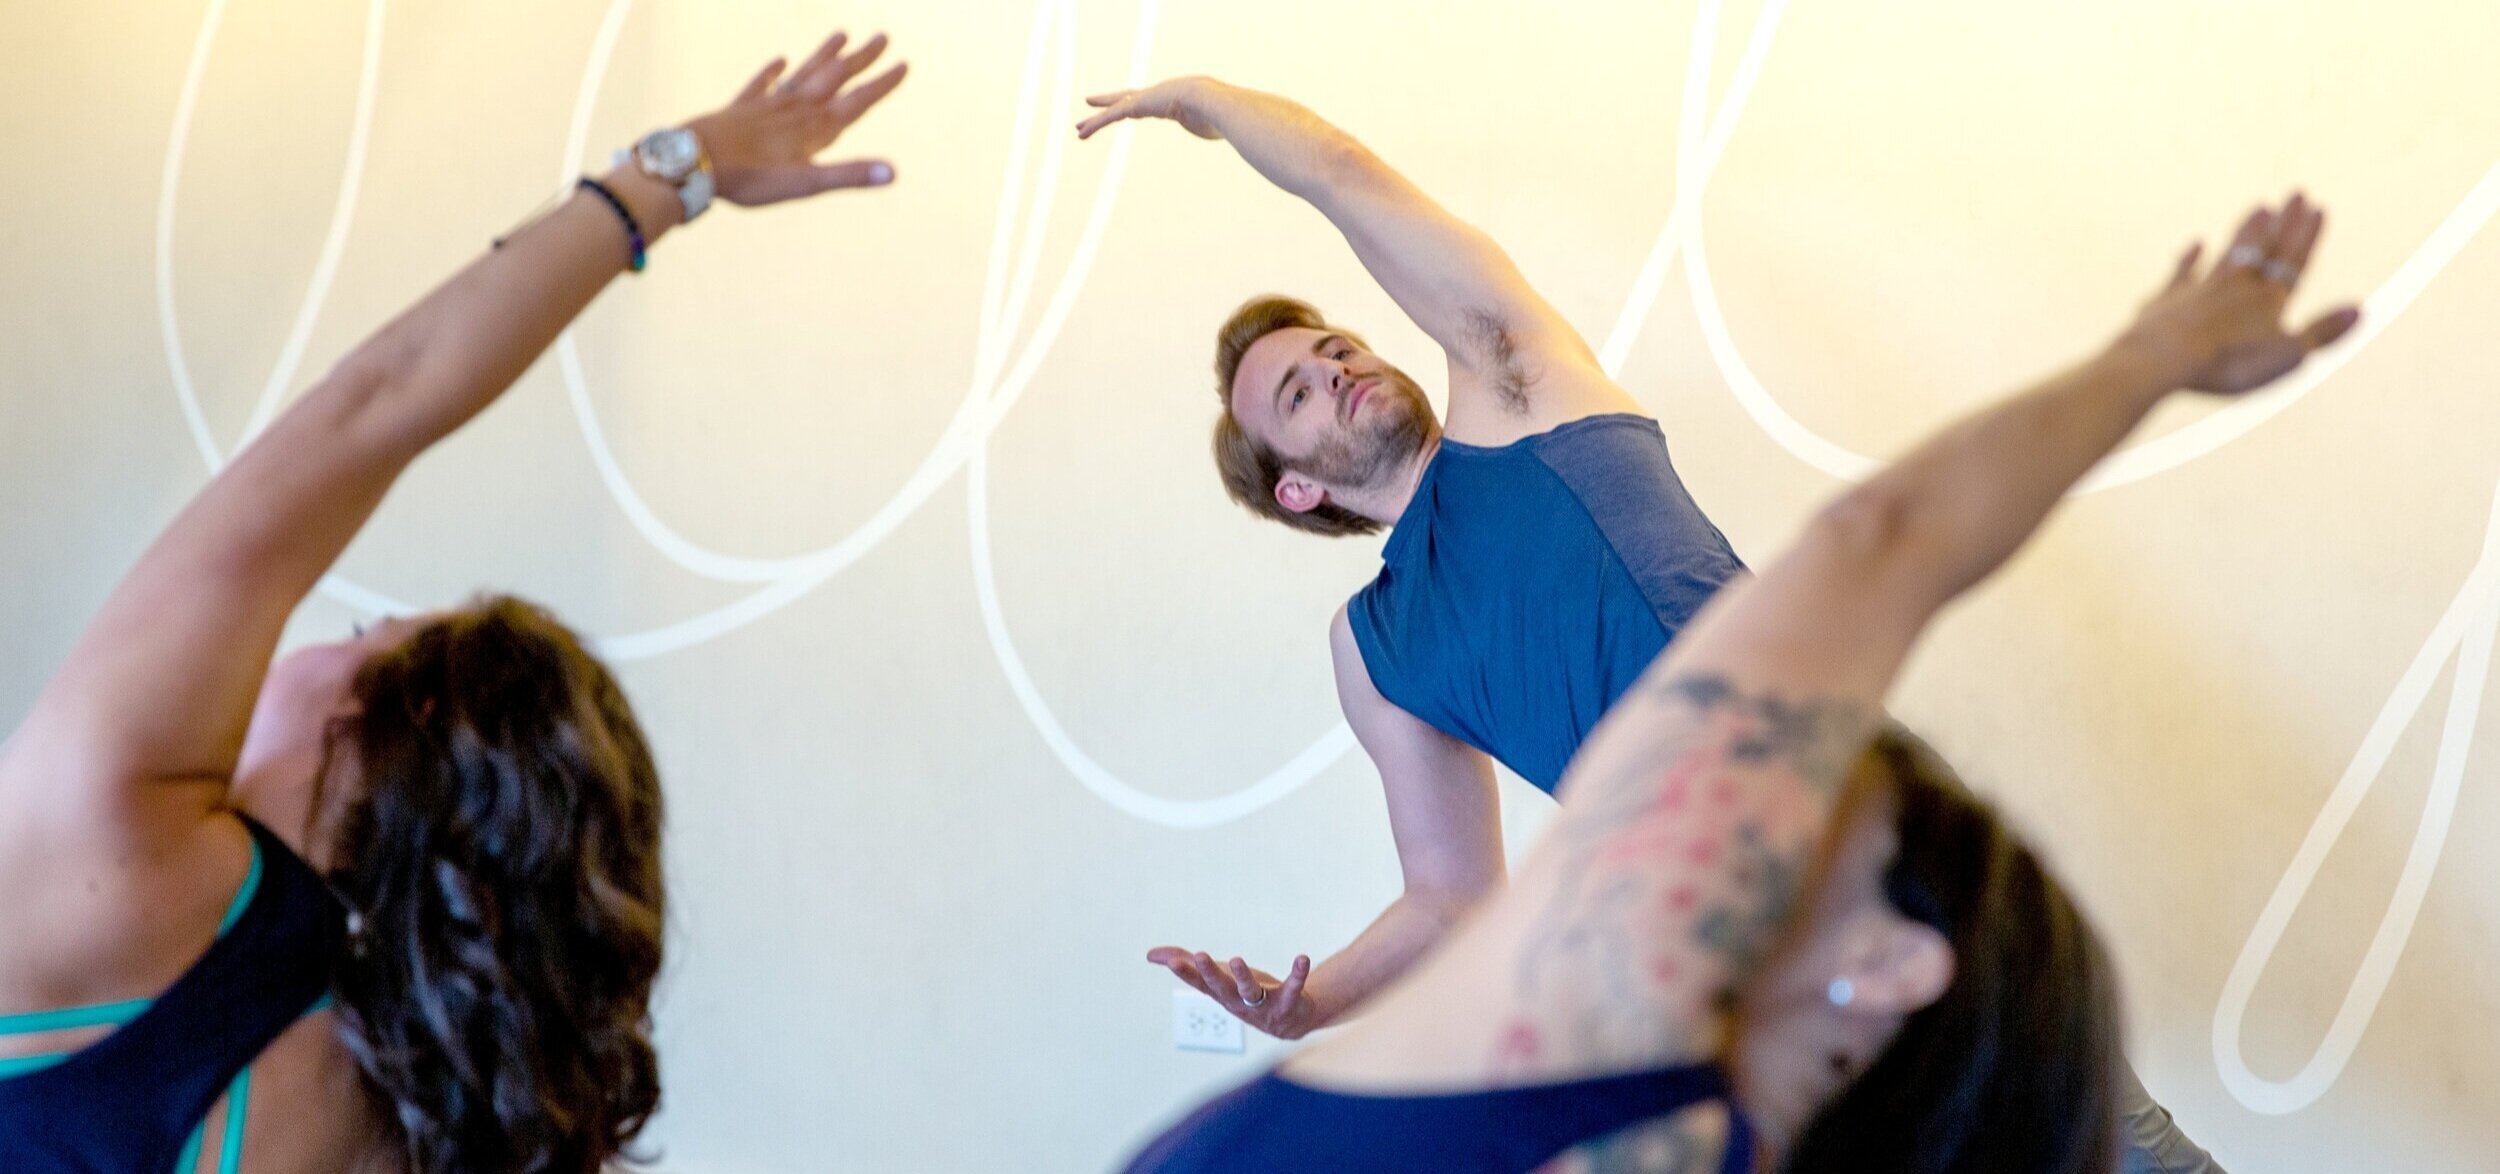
[0,791,248,1023]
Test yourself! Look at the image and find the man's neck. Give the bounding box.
[1333,436,1442,528]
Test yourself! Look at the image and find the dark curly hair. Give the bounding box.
[322,596,666,1173]
[1785,725,2122,1174]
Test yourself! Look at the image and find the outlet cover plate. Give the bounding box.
[1172,990,1246,1053]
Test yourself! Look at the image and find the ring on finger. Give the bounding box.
[2222,243,2268,271]
[1242,990,1267,1007]
[2260,257,2299,285]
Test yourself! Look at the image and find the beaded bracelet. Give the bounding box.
[575,176,648,273]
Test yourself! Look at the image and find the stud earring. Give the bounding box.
[1827,977,1855,1007]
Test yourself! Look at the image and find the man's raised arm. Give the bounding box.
[1079,77,1630,422]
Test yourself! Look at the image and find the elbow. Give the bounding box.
[1303,137,1386,196]
[302,349,425,459]
[328,315,424,399]
[1799,481,1975,610]
[1317,137,1370,175]
[320,349,397,412]
[1406,873,1503,923]
[1802,483,1920,570]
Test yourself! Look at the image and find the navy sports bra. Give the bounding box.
[0,815,343,1173]
[1124,1060,1754,1173]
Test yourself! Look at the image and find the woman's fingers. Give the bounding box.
[737,57,787,103]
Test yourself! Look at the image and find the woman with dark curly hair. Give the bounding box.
[1125,194,2360,1173]
[0,28,904,1174]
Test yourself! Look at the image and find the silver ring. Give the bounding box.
[1241,991,1266,1007]
[2260,257,2299,285]
[2223,243,2268,271]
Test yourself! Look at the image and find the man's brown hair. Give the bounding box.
[1210,295,1382,538]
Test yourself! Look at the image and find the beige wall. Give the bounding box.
[4,0,2497,1169]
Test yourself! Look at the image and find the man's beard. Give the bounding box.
[1296,367,1435,492]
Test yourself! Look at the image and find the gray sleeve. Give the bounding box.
[2118,1061,2226,1174]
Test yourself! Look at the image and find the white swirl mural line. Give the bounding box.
[1595,0,1787,380]
[143,3,2497,1075]
[550,0,1095,588]
[1578,0,2500,498]
[155,0,1152,651]
[157,0,413,617]
[1679,157,2500,491]
[161,0,385,468]
[1606,1,2500,1114]
[960,0,1364,829]
[2212,475,2500,1115]
[556,0,1163,664]
[959,0,1782,826]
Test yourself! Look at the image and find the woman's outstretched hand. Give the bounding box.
[687,30,909,206]
[2123,192,2361,395]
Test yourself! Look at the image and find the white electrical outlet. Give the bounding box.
[1171,990,1245,1053]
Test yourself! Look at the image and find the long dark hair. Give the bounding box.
[1785,726,2121,1174]
[323,596,666,1173]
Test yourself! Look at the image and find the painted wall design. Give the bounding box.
[3,0,2495,1169]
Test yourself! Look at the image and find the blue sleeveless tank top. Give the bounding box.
[1124,1060,1754,1173]
[1347,413,1745,791]
[0,815,343,1173]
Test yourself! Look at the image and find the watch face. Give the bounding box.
[638,128,699,181]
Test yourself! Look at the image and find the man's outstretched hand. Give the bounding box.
[1076,77,1223,140]
[1149,946,1317,1040]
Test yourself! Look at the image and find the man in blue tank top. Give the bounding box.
[1080,75,2217,1174]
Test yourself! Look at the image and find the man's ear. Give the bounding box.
[1275,471,1326,515]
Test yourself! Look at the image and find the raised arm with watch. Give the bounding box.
[0,27,907,1174]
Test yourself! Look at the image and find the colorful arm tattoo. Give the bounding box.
[1505,673,1870,1072]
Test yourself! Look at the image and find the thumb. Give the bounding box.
[2300,305,2361,351]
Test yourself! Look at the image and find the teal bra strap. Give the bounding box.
[214,840,266,939]
[173,1068,249,1174]
[0,1051,74,1080]
[217,1066,252,1174]
[5,831,287,1171]
[0,997,154,1037]
[176,1109,206,1174]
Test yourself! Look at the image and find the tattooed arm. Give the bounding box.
[1535,1111,1727,1174]
[1278,195,2356,1095]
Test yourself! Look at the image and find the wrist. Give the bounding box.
[597,164,686,240]
[1288,984,1334,1037]
[2098,324,2205,397]
[1175,77,1225,119]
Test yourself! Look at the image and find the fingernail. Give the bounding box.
[869,163,893,184]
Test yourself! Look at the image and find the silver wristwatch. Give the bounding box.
[614,126,715,222]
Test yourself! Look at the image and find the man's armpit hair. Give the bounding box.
[1465,307,1537,412]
